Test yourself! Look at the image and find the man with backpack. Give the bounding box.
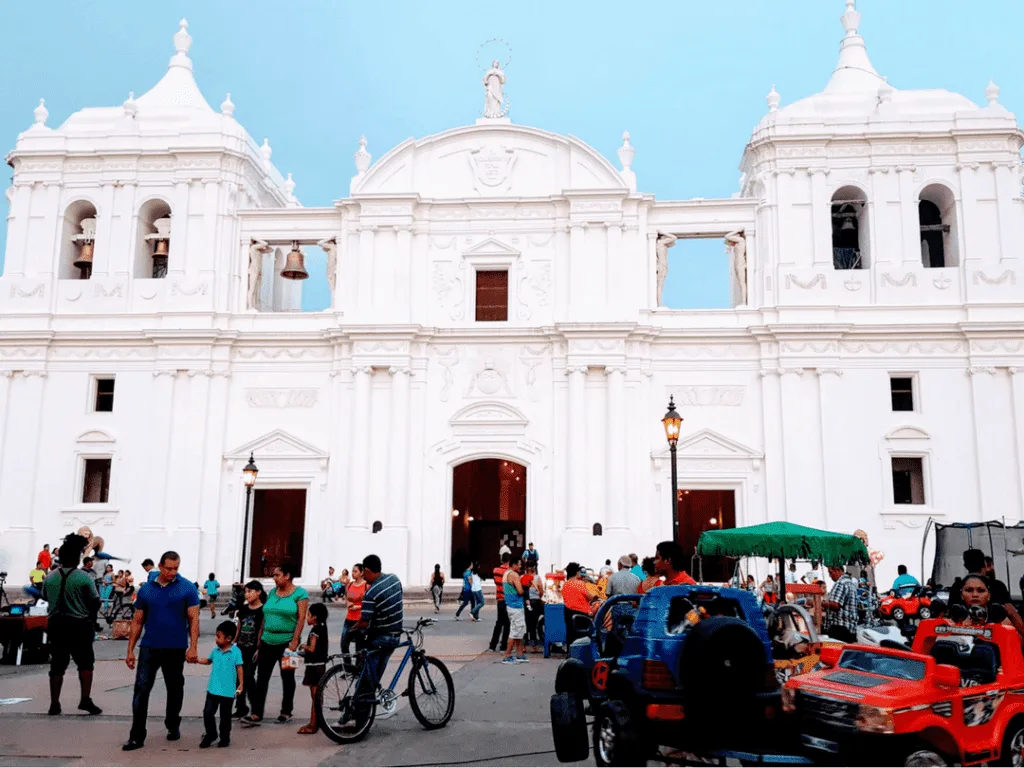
[41,532,103,716]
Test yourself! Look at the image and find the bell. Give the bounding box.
[151,238,169,258]
[151,238,169,279]
[281,241,309,280]
[840,216,856,232]
[73,240,95,270]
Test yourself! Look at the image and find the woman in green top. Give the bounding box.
[243,562,308,724]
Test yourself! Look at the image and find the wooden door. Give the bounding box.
[249,488,307,578]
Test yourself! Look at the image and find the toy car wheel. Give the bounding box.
[593,700,643,767]
[892,607,906,621]
[998,718,1024,767]
[903,748,948,766]
[550,692,589,763]
[918,606,932,620]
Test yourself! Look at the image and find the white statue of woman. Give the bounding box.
[318,238,337,304]
[247,239,268,310]
[483,59,506,118]
[655,233,677,306]
[725,230,747,306]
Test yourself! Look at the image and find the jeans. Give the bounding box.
[455,590,473,617]
[203,692,233,744]
[94,550,127,562]
[24,584,42,600]
[341,619,364,656]
[367,635,401,685]
[234,646,258,716]
[526,598,543,645]
[129,647,185,744]
[471,591,484,620]
[489,601,510,651]
[252,643,295,719]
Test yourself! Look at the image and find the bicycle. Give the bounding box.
[315,617,455,744]
[99,588,134,626]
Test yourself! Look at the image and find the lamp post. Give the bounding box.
[239,452,259,584]
[661,396,683,542]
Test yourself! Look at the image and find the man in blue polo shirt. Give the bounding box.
[122,551,200,752]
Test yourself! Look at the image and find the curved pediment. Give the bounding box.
[76,429,115,444]
[352,124,628,198]
[885,425,931,440]
[449,401,528,430]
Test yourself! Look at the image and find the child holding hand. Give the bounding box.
[297,602,329,734]
[195,620,244,748]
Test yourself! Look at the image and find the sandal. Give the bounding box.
[297,724,318,734]
[277,714,292,723]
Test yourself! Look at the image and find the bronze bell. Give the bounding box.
[281,240,309,280]
[151,239,169,279]
[73,240,95,270]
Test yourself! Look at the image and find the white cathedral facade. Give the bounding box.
[1,2,1023,587]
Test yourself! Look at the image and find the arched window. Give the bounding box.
[135,199,172,279]
[59,201,98,280]
[831,186,868,270]
[918,184,957,268]
[592,522,603,537]
[372,520,383,534]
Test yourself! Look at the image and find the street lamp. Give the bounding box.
[239,452,259,583]
[662,396,683,541]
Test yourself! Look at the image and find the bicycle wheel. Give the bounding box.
[407,655,455,729]
[115,604,134,620]
[316,662,376,744]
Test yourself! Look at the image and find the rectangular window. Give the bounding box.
[890,376,914,412]
[891,457,925,505]
[82,458,112,504]
[475,270,508,321]
[94,377,115,412]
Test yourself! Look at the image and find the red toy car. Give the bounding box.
[784,619,1024,766]
[879,585,933,622]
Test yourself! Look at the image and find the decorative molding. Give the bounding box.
[604,366,628,376]
[234,347,330,360]
[245,388,320,408]
[351,365,374,376]
[885,426,930,440]
[93,283,124,298]
[449,400,528,432]
[9,283,45,299]
[566,365,589,375]
[19,370,47,378]
[76,429,116,444]
[843,277,863,292]
[778,367,805,377]
[815,367,844,377]
[224,429,329,464]
[841,341,964,355]
[465,357,513,399]
[932,275,953,290]
[170,281,208,296]
[973,269,1016,286]
[968,366,998,377]
[388,366,411,376]
[667,386,745,407]
[781,341,838,354]
[785,273,827,290]
[881,272,917,289]
[431,262,465,321]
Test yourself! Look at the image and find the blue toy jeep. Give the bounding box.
[549,585,807,766]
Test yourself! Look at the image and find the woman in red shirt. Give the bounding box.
[341,563,367,656]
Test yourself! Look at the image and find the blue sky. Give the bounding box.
[1,1,1021,311]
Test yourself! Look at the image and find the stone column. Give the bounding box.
[646,232,658,307]
[896,166,919,267]
[147,370,177,530]
[347,366,373,529]
[395,228,412,321]
[1011,368,1024,514]
[387,366,411,528]
[569,225,584,315]
[606,224,622,313]
[605,366,627,532]
[815,368,843,531]
[0,371,16,530]
[759,369,788,522]
[4,184,32,277]
[566,365,588,531]
[357,227,375,312]
[995,163,1018,263]
[969,366,1005,519]
[809,169,832,267]
[168,181,190,278]
[182,370,212,528]
[92,182,117,277]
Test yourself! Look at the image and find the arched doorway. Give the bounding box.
[450,459,526,578]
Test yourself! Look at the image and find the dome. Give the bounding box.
[761,1,996,129]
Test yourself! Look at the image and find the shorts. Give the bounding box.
[48,615,95,676]
[207,595,217,604]
[507,607,526,639]
[302,663,325,687]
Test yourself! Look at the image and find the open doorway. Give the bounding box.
[451,459,526,578]
[249,488,307,578]
[677,489,736,582]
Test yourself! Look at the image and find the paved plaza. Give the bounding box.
[0,603,588,767]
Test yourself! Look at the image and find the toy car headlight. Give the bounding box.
[856,705,895,734]
[780,686,797,714]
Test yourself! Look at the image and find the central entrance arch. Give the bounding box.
[450,458,527,578]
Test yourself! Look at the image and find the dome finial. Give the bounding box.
[766,84,780,113]
[986,79,1000,107]
[841,0,860,37]
[618,131,637,192]
[284,172,296,198]
[260,138,272,169]
[221,93,235,117]
[123,91,138,118]
[169,18,193,71]
[33,98,49,126]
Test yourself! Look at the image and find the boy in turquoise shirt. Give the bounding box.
[195,621,243,748]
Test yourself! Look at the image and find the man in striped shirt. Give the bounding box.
[356,555,404,689]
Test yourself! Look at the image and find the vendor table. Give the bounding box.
[0,614,48,665]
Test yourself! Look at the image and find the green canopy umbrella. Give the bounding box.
[697,522,870,568]
[697,522,870,603]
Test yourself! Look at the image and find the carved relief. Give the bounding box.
[435,348,460,403]
[170,281,208,297]
[933,275,953,290]
[841,341,964,355]
[785,273,827,290]
[465,353,514,399]
[973,270,1016,286]
[469,145,516,192]
[233,347,330,360]
[667,386,746,407]
[246,388,319,408]
[780,341,839,354]
[431,262,465,320]
[516,260,552,320]
[93,283,124,298]
[9,283,45,299]
[881,272,917,288]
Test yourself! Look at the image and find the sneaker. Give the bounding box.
[516,656,529,663]
[200,736,216,749]
[121,740,144,752]
[48,703,61,716]
[217,740,230,748]
[167,728,181,741]
[501,656,517,664]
